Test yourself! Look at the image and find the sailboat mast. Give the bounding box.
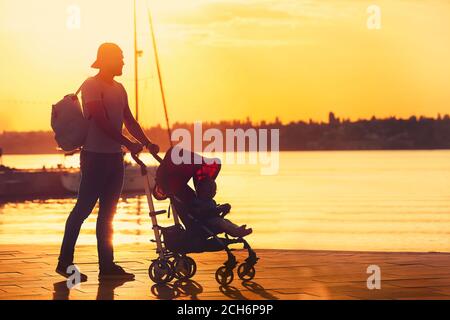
[133,0,139,121]
[147,8,173,147]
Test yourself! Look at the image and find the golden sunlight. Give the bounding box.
[1,0,450,131]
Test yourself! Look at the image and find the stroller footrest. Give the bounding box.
[149,210,167,217]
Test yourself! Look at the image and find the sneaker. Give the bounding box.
[56,261,88,282]
[99,264,135,281]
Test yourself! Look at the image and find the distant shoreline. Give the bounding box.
[2,114,450,154]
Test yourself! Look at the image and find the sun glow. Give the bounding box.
[1,0,450,131]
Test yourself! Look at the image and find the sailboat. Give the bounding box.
[1,2,171,199]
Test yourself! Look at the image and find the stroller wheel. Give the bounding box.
[215,266,234,286]
[148,259,174,284]
[237,263,256,281]
[173,256,197,280]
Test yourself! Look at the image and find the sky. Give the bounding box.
[0,0,450,131]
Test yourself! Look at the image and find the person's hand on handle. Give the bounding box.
[146,142,160,155]
[126,141,143,155]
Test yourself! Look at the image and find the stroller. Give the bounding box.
[132,147,258,286]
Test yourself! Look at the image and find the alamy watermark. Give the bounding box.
[367,5,382,30]
[66,5,81,30]
[171,122,280,175]
[66,264,82,289]
[366,264,381,290]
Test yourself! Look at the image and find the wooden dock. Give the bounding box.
[1,244,450,300]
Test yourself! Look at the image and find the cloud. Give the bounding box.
[155,0,361,47]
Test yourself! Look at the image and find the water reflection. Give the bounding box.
[0,194,171,246]
[2,151,450,252]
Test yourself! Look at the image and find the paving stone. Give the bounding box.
[1,244,450,300]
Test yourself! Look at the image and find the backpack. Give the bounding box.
[51,83,89,152]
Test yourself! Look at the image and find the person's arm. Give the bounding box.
[86,101,142,154]
[123,105,159,154]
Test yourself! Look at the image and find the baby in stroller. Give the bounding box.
[191,177,252,238]
[143,146,258,285]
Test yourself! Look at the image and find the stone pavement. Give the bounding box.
[0,244,450,300]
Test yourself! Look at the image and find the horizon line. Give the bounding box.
[1,112,449,134]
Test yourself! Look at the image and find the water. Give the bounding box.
[1,151,450,252]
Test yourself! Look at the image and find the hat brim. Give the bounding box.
[91,60,101,68]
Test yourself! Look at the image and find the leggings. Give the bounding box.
[59,150,124,269]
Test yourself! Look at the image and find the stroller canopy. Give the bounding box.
[153,147,221,200]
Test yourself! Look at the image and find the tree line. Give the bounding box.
[1,113,450,154]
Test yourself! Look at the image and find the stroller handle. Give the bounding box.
[152,152,163,163]
[131,153,146,168]
[131,151,163,171]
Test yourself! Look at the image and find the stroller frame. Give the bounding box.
[132,153,259,285]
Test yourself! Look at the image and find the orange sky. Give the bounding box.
[1,0,450,131]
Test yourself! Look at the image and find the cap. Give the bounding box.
[91,43,123,69]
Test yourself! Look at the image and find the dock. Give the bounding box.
[0,244,449,300]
